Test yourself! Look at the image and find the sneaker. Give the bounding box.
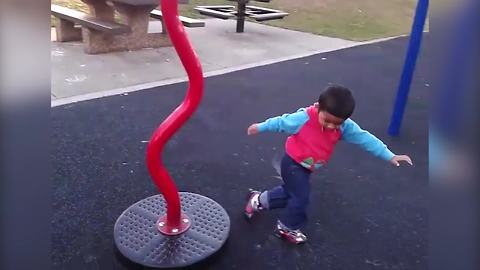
[274,220,307,244]
[244,189,263,219]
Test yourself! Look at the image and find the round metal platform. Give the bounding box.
[114,192,230,268]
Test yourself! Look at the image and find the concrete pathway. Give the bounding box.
[51,19,376,104]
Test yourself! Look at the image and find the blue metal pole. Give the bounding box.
[388,0,429,136]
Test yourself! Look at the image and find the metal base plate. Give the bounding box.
[114,192,230,268]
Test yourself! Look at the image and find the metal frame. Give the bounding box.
[388,0,429,136]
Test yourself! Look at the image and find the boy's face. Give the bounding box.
[317,110,345,130]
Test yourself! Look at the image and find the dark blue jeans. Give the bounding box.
[266,154,311,230]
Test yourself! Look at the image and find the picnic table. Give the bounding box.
[84,0,164,53]
[52,0,202,54]
[195,0,288,33]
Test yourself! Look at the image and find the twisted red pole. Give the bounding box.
[146,0,203,234]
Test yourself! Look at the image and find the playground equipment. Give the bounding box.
[388,0,429,136]
[113,0,230,267]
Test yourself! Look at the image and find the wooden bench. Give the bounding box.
[246,6,288,21]
[194,6,236,20]
[150,9,205,28]
[51,4,131,42]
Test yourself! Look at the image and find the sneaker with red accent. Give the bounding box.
[244,189,263,219]
[274,220,307,244]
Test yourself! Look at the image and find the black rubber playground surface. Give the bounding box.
[52,36,428,269]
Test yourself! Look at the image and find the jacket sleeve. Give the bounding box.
[340,118,395,161]
[257,108,309,135]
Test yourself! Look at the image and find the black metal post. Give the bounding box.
[236,0,248,33]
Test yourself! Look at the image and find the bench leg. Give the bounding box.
[114,3,171,50]
[83,0,115,21]
[161,20,167,35]
[82,28,126,54]
[54,18,82,42]
[81,0,120,54]
[236,0,247,33]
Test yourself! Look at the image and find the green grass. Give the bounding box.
[179,0,228,18]
[268,9,402,41]
[52,0,422,41]
[52,0,89,12]
[250,0,419,41]
[51,0,124,26]
[51,0,89,26]
[180,0,420,41]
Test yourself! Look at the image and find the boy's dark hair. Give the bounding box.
[317,84,355,119]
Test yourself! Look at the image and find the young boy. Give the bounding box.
[245,84,412,244]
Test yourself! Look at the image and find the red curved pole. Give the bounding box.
[146,0,203,231]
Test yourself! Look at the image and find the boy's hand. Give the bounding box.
[247,124,259,135]
[390,155,413,167]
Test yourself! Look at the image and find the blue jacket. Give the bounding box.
[257,108,395,161]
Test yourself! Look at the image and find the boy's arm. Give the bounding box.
[340,118,395,161]
[254,108,309,135]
